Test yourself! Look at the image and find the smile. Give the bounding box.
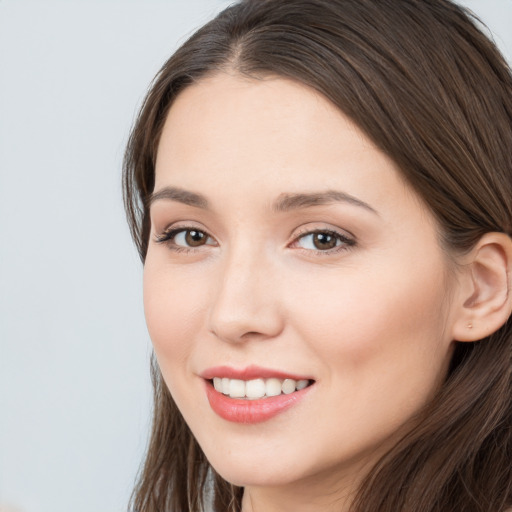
[212,377,311,399]
[201,367,315,423]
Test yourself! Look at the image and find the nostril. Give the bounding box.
[241,331,266,339]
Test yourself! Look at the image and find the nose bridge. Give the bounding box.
[208,239,283,343]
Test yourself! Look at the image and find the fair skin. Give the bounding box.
[143,73,511,512]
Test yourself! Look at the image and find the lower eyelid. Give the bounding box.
[155,227,217,249]
[294,229,353,245]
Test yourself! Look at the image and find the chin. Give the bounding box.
[208,457,303,488]
[194,434,305,487]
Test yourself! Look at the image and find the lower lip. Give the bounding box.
[204,381,313,424]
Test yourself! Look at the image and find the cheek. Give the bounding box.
[290,256,452,383]
[285,260,454,448]
[143,258,207,368]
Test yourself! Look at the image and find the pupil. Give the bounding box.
[185,230,206,247]
[313,233,336,250]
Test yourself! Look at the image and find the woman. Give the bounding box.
[123,0,512,510]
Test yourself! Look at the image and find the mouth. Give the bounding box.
[209,377,313,400]
[201,366,315,423]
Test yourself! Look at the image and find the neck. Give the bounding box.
[241,489,352,512]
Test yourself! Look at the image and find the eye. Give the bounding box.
[175,229,210,247]
[155,227,216,250]
[293,229,355,252]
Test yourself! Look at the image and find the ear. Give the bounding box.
[452,232,512,342]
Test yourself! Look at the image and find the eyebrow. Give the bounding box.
[148,186,209,209]
[272,190,378,215]
[148,186,378,215]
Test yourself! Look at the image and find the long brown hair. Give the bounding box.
[123,1,512,510]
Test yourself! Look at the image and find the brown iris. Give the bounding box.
[312,232,338,250]
[185,230,207,247]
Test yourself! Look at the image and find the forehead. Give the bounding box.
[154,72,422,219]
[155,73,371,171]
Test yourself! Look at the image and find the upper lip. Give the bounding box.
[200,364,314,381]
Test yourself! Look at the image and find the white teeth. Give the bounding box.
[266,378,283,397]
[229,379,246,398]
[246,379,266,399]
[221,377,230,395]
[213,376,311,399]
[282,379,296,394]
[296,379,309,390]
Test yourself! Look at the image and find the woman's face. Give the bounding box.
[144,73,460,500]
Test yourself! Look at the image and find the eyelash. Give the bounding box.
[154,226,356,255]
[291,228,356,255]
[154,227,216,254]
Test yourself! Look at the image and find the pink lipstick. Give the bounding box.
[201,365,314,424]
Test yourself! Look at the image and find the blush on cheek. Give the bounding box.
[304,265,448,372]
[143,266,209,371]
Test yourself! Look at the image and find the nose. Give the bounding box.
[208,247,285,344]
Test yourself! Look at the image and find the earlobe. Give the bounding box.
[452,233,512,342]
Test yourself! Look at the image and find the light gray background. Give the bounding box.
[0,2,510,512]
